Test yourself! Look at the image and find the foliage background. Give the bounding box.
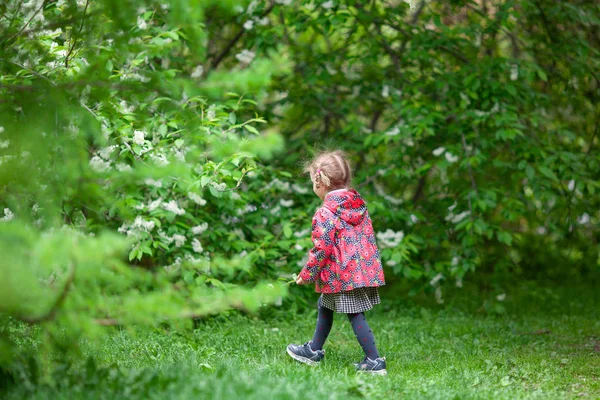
[0,0,598,393]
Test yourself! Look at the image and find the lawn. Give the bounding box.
[4,279,599,399]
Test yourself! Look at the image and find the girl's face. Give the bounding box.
[311,174,328,200]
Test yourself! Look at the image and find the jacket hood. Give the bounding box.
[323,189,366,226]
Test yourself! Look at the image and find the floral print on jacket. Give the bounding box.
[299,189,385,293]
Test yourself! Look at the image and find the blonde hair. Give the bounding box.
[304,150,352,190]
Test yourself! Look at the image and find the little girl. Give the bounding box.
[286,150,387,375]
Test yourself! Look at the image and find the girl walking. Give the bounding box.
[286,150,387,375]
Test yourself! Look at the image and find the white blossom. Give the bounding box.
[568,180,575,191]
[0,126,4,134]
[275,0,292,4]
[206,105,216,120]
[376,229,404,248]
[145,199,161,211]
[430,273,443,286]
[433,147,446,156]
[162,200,185,215]
[172,234,186,247]
[386,260,397,266]
[118,216,155,236]
[322,1,334,9]
[510,64,518,81]
[211,182,227,191]
[149,153,170,166]
[188,192,207,206]
[133,130,145,145]
[292,184,309,194]
[456,276,463,288]
[258,17,270,26]
[192,223,208,235]
[0,140,9,149]
[2,208,14,221]
[271,205,281,215]
[577,213,590,224]
[235,50,255,65]
[294,228,310,237]
[32,203,41,213]
[447,210,470,224]
[116,163,132,172]
[385,126,400,136]
[137,16,147,30]
[243,20,254,30]
[99,145,118,159]
[89,155,110,172]
[410,214,418,223]
[144,178,163,188]
[381,85,390,98]
[536,226,547,235]
[191,65,204,78]
[133,216,155,232]
[280,199,294,207]
[404,0,417,10]
[496,293,506,301]
[445,152,459,163]
[172,148,186,162]
[158,230,174,244]
[435,286,444,304]
[294,244,303,251]
[460,92,471,105]
[192,238,203,253]
[451,256,459,266]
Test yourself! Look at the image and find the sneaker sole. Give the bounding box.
[357,369,387,376]
[286,348,320,366]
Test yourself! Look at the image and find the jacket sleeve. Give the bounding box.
[299,208,333,283]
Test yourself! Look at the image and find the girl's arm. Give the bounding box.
[299,208,333,283]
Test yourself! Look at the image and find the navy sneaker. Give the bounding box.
[355,357,387,375]
[286,341,325,366]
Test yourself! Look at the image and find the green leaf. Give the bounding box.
[200,176,211,187]
[283,223,293,239]
[158,124,168,136]
[229,113,236,125]
[245,125,259,135]
[497,231,513,246]
[539,166,558,182]
[128,248,138,261]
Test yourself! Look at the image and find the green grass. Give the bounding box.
[4,279,600,399]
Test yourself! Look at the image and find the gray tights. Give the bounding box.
[310,305,380,359]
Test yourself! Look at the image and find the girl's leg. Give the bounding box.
[310,305,334,351]
[347,312,380,359]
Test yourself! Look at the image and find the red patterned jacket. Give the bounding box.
[299,189,385,293]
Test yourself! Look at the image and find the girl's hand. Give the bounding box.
[295,275,307,285]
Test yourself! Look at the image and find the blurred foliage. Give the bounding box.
[0,0,599,383]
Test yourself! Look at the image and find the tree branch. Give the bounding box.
[17,263,76,324]
[210,2,275,70]
[65,0,90,68]
[461,132,478,194]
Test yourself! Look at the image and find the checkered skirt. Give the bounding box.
[318,286,381,314]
